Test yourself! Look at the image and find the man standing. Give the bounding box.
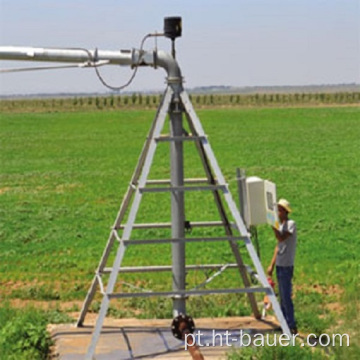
[267,198,297,334]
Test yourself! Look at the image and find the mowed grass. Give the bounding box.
[1,106,359,356]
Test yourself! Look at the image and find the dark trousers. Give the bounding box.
[276,266,296,329]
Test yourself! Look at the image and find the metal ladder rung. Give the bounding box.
[116,221,228,230]
[113,235,247,245]
[108,287,270,299]
[146,178,212,185]
[103,263,240,274]
[139,184,227,193]
[154,135,207,142]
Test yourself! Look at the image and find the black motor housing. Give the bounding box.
[164,17,182,40]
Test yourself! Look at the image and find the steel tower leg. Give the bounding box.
[84,87,173,359]
[183,99,261,319]
[77,87,173,327]
[180,90,291,336]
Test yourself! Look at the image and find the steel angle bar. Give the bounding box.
[146,178,210,185]
[139,185,226,193]
[181,91,291,336]
[180,92,230,196]
[76,230,117,327]
[114,86,173,229]
[85,244,126,358]
[78,87,173,330]
[110,235,246,246]
[103,263,239,274]
[181,91,261,318]
[117,222,172,229]
[155,135,206,142]
[85,293,111,360]
[117,221,227,229]
[85,87,173,359]
[108,287,269,299]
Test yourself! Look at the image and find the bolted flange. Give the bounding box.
[171,313,195,340]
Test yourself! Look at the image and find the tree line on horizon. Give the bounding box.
[1,91,359,112]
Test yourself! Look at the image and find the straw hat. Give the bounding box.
[277,198,292,213]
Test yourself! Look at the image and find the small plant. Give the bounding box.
[90,301,101,313]
[46,308,74,324]
[0,305,53,360]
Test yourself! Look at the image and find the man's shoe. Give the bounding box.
[290,327,298,335]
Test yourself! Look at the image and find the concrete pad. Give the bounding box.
[49,316,280,360]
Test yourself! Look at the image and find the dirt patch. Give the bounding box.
[324,302,344,313]
[1,280,31,292]
[8,299,84,312]
[55,183,81,193]
[295,283,344,297]
[2,279,74,292]
[0,187,11,195]
[311,283,343,297]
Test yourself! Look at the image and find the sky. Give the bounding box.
[0,0,359,95]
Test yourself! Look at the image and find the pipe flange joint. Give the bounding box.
[166,76,183,84]
[171,313,195,340]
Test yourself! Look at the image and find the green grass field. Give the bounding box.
[1,105,359,358]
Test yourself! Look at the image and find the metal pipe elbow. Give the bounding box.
[155,50,182,85]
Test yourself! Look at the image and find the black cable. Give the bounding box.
[250,225,260,258]
[74,33,154,91]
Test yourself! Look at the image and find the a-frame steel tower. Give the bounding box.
[77,85,291,359]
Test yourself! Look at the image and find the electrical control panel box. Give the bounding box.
[245,176,279,229]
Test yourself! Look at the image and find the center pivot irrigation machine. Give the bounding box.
[0,17,291,359]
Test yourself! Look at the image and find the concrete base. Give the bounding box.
[49,316,280,360]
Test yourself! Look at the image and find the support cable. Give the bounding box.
[0,59,109,73]
[0,64,84,73]
[191,264,229,290]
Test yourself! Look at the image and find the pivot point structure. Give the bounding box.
[0,17,291,359]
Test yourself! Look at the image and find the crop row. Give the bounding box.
[1,91,359,112]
